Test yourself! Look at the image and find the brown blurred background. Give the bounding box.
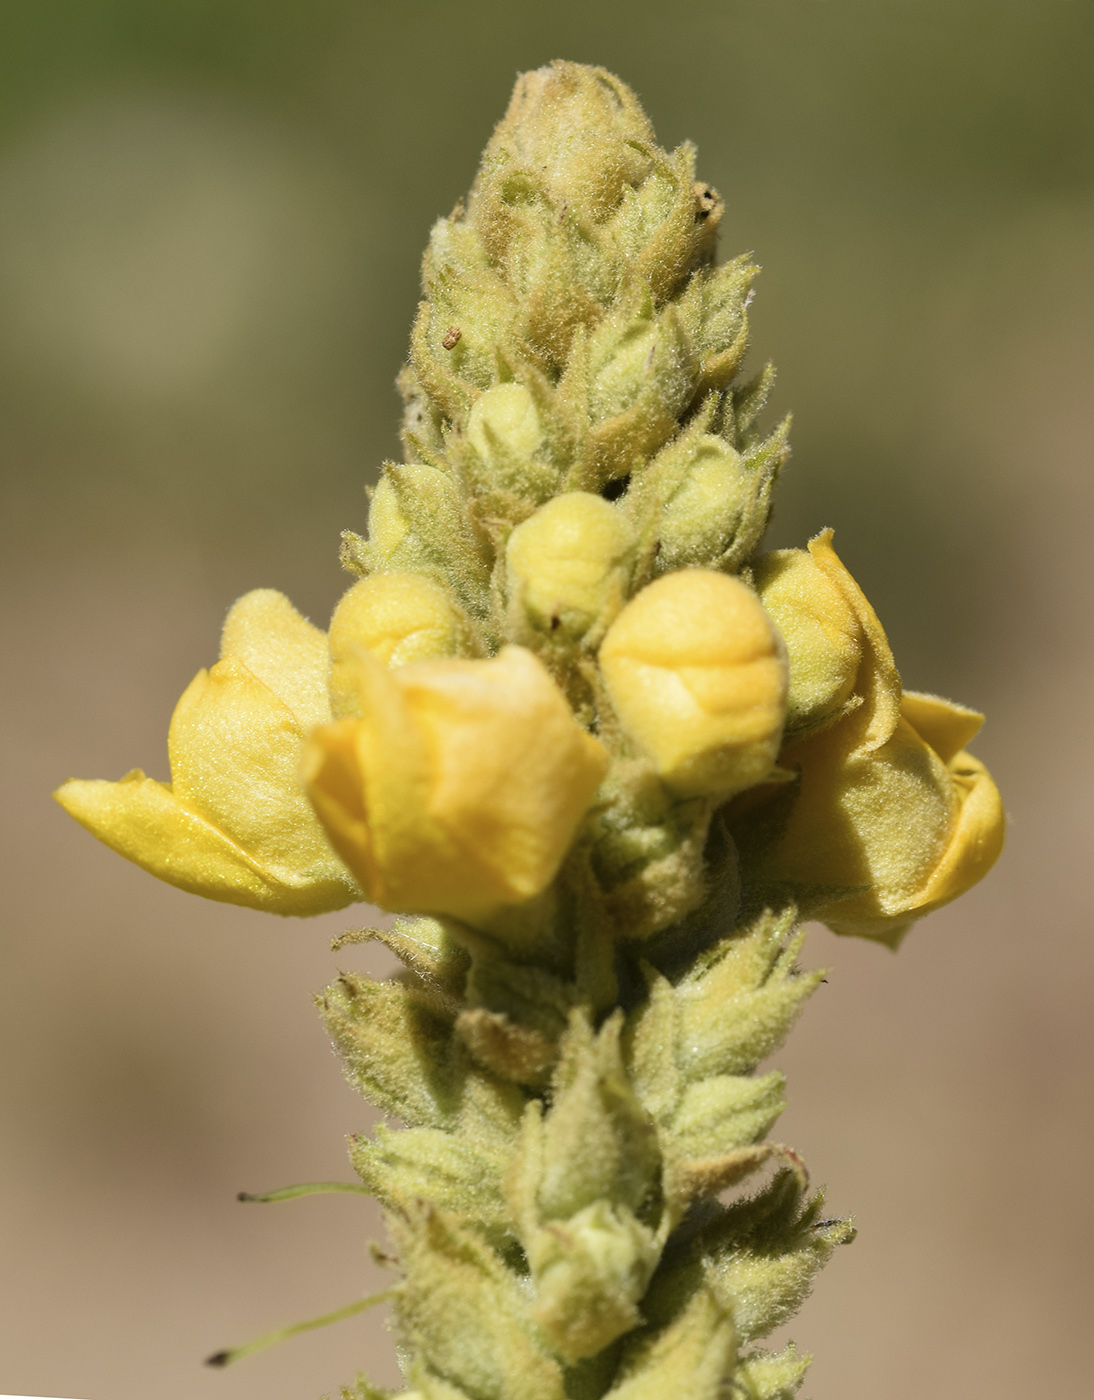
[1,3,1091,1397]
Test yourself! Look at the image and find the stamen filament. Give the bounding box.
[205,1287,397,1367]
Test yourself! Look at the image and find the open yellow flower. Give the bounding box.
[752,533,1004,944]
[302,645,609,921]
[597,568,787,799]
[55,590,360,916]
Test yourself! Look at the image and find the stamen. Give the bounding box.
[237,1181,371,1203]
[204,1287,397,1367]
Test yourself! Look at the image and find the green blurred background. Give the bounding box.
[2,3,1091,1397]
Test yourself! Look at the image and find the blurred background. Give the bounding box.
[1,2,1091,1397]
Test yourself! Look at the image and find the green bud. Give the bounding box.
[586,758,715,941]
[390,1203,566,1400]
[653,435,756,568]
[357,464,491,619]
[706,1212,854,1344]
[350,1124,511,1233]
[585,297,697,487]
[528,1199,659,1362]
[466,382,558,501]
[318,973,460,1129]
[608,1287,735,1400]
[623,399,785,579]
[502,1015,664,1359]
[732,1345,812,1400]
[695,256,757,393]
[482,63,656,230]
[675,911,823,1082]
[536,1014,659,1220]
[682,1172,855,1345]
[669,1071,786,1160]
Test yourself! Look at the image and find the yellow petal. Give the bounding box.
[598,569,786,798]
[804,530,901,752]
[754,544,862,733]
[55,590,359,916]
[913,749,1005,915]
[328,573,473,717]
[219,588,330,731]
[54,768,355,915]
[303,651,435,908]
[168,656,344,878]
[769,694,1003,944]
[900,690,984,763]
[303,646,609,921]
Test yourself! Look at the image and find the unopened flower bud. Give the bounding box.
[753,534,867,734]
[360,464,490,616]
[528,1200,658,1362]
[302,646,608,922]
[655,437,754,568]
[486,62,655,225]
[506,492,636,643]
[467,383,555,498]
[55,590,359,915]
[328,574,476,716]
[598,569,787,798]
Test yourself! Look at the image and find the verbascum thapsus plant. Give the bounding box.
[55,62,1005,1399]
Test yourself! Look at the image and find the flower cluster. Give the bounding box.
[56,528,1001,946]
[55,61,1005,1400]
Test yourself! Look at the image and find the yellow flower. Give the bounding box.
[752,533,1004,944]
[54,590,360,916]
[597,568,787,799]
[506,492,636,644]
[328,573,476,717]
[302,645,609,921]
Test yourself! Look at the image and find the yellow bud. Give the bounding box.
[55,590,359,915]
[753,541,1005,944]
[506,492,636,642]
[598,569,787,799]
[302,645,609,922]
[328,573,475,716]
[756,529,890,739]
